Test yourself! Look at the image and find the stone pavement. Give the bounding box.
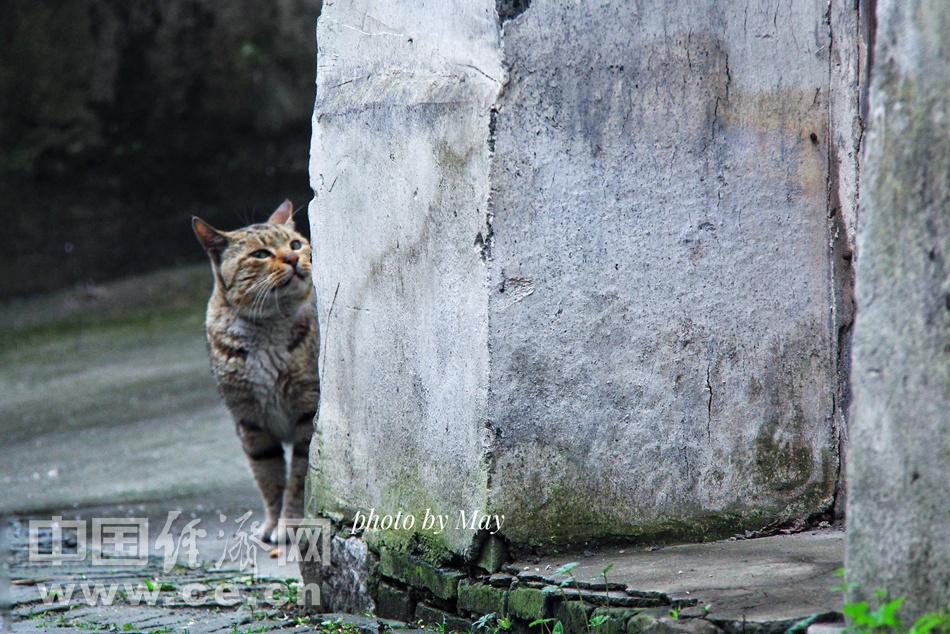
[2,498,846,634]
[1,500,399,634]
[518,527,845,629]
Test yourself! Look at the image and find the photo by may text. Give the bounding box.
[350,509,506,536]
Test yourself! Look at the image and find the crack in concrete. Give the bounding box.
[324,17,408,39]
[458,63,504,85]
[705,363,713,441]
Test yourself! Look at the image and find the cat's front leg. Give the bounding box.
[277,411,316,537]
[237,421,285,543]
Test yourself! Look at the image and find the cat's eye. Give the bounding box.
[250,249,272,259]
[290,240,302,250]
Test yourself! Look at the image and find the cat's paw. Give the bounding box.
[269,524,291,545]
[256,518,279,544]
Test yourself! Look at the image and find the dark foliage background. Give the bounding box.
[0,0,322,298]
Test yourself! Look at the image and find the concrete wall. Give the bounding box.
[309,0,857,558]
[486,1,848,545]
[847,0,950,617]
[308,1,503,557]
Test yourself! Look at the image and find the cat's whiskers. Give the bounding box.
[254,281,277,319]
[245,277,275,321]
[272,280,288,318]
[270,270,295,319]
[244,276,268,303]
[256,280,275,319]
[249,287,266,320]
[248,268,294,320]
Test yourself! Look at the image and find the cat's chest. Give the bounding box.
[212,319,305,435]
[242,346,289,387]
[244,347,296,434]
[232,324,298,384]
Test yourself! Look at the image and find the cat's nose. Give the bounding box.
[283,252,299,267]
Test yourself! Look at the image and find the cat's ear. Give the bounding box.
[192,217,229,255]
[268,199,294,226]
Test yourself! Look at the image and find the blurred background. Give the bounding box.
[0,0,321,299]
[0,0,323,516]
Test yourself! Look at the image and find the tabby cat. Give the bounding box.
[192,200,320,543]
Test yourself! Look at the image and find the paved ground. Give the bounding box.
[0,267,333,632]
[524,528,844,625]
[0,266,247,514]
[2,495,343,633]
[0,268,846,633]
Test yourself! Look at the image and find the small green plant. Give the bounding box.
[75,622,116,632]
[529,620,565,634]
[844,597,946,634]
[473,613,496,631]
[141,579,177,592]
[475,613,514,634]
[318,617,365,634]
[586,562,617,630]
[600,563,614,591]
[529,617,559,634]
[550,561,631,634]
[836,569,950,634]
[280,578,299,605]
[555,562,580,586]
[474,561,626,634]
[589,614,611,629]
[557,562,596,633]
[230,625,271,634]
[669,607,681,619]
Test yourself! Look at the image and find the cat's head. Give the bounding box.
[192,200,313,319]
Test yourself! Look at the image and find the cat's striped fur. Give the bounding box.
[192,200,319,542]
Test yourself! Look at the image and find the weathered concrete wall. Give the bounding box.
[847,0,950,617]
[308,1,503,557]
[309,0,856,566]
[486,1,842,545]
